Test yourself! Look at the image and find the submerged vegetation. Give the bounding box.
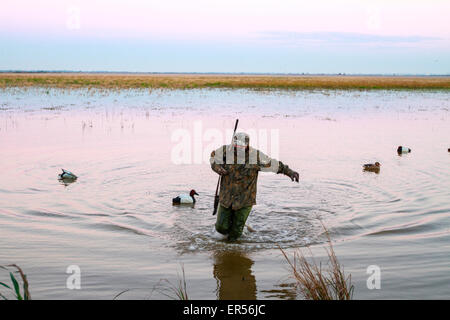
[279,228,354,300]
[0,264,31,300]
[0,73,449,90]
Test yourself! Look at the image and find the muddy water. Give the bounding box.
[0,88,449,299]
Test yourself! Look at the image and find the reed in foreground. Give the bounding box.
[157,264,189,300]
[0,264,31,300]
[279,229,354,300]
[113,263,189,300]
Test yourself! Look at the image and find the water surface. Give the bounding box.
[0,88,449,299]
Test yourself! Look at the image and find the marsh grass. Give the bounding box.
[0,264,31,300]
[0,73,449,90]
[113,264,189,300]
[156,264,189,300]
[279,227,354,300]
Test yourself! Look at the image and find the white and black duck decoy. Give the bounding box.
[363,162,381,173]
[172,189,199,205]
[397,146,411,154]
[58,169,78,181]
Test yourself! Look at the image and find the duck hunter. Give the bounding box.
[210,131,300,241]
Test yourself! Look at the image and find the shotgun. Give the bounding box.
[212,119,239,215]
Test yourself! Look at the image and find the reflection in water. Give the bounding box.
[260,283,297,300]
[58,179,77,187]
[213,250,257,300]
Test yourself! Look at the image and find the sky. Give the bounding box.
[0,0,449,74]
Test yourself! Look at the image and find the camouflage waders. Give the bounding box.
[215,205,253,241]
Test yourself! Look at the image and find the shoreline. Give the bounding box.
[1,73,449,90]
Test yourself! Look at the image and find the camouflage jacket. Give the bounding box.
[210,145,295,210]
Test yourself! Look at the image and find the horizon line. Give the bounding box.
[1,70,449,77]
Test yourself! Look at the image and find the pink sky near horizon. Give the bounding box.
[1,0,449,73]
[2,0,449,40]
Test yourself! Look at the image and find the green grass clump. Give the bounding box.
[0,264,31,300]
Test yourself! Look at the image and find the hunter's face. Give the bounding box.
[233,143,247,149]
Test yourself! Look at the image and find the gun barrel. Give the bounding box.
[212,119,239,216]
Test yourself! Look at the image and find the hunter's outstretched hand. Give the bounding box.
[215,166,228,176]
[290,171,300,182]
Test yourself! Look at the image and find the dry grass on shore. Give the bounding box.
[0,73,449,90]
[279,229,354,300]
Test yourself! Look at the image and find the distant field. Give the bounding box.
[0,73,449,90]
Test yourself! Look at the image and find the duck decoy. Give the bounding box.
[172,189,199,205]
[58,169,78,181]
[397,146,411,154]
[363,162,381,173]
